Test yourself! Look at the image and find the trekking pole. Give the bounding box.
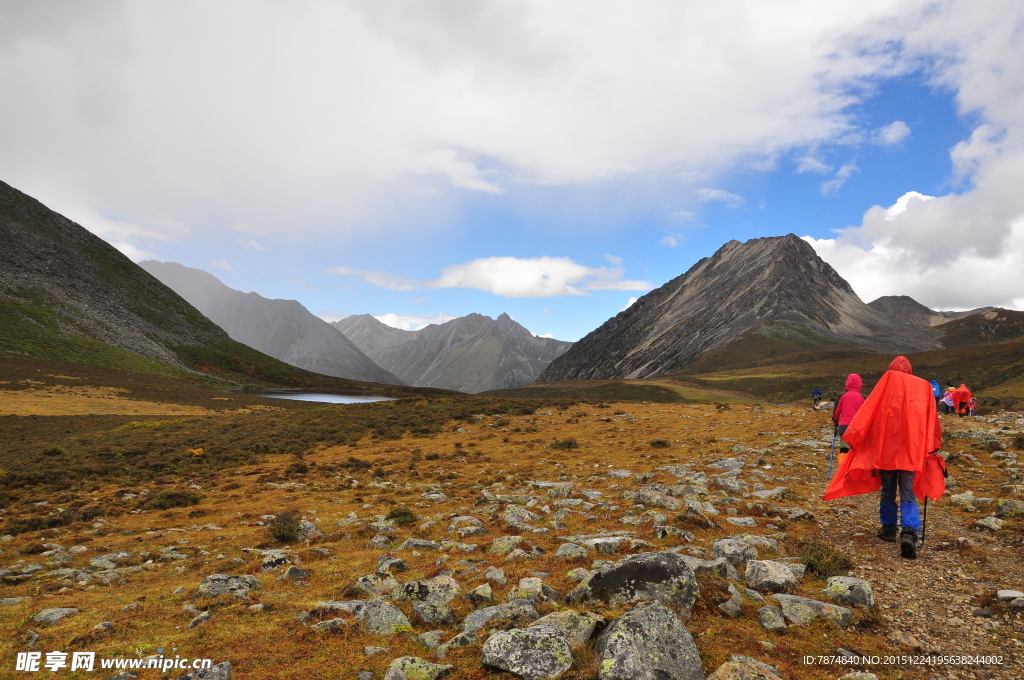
[827,425,838,478]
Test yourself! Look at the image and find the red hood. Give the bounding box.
[845,374,863,391]
[889,356,912,374]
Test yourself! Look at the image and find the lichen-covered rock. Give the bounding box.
[311,618,349,633]
[632,490,682,511]
[718,584,744,617]
[679,555,737,580]
[712,538,758,566]
[554,543,589,561]
[486,566,510,585]
[570,551,698,616]
[595,601,703,680]
[705,655,782,679]
[383,656,452,680]
[436,631,476,659]
[413,599,455,626]
[462,600,540,634]
[353,573,401,598]
[995,499,1024,517]
[481,625,574,680]
[466,583,494,606]
[973,516,1003,531]
[32,607,78,625]
[175,661,233,680]
[771,594,852,627]
[530,610,603,649]
[744,561,798,593]
[756,605,786,631]
[197,575,260,598]
[393,575,461,604]
[398,538,441,551]
[823,576,875,608]
[355,598,413,635]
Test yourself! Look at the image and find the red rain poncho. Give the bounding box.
[823,356,946,501]
[952,383,973,415]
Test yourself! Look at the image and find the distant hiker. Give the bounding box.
[823,356,946,559]
[831,374,866,468]
[828,387,837,403]
[811,388,822,404]
[968,395,977,416]
[940,387,955,415]
[930,380,942,409]
[952,383,973,417]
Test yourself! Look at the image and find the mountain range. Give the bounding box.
[867,295,992,327]
[540,234,943,381]
[139,261,402,385]
[334,313,573,393]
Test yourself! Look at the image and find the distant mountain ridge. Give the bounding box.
[334,313,572,393]
[140,261,403,385]
[867,295,992,327]
[540,234,941,381]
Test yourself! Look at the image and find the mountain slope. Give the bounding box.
[139,262,403,385]
[334,313,573,393]
[867,295,992,327]
[540,234,941,381]
[938,308,1024,349]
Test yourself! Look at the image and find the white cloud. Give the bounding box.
[604,254,623,265]
[112,242,159,262]
[795,156,832,173]
[239,238,269,252]
[536,332,554,338]
[819,162,859,195]
[432,256,649,297]
[695,188,744,207]
[211,260,234,271]
[542,308,550,313]
[375,312,457,331]
[669,210,696,221]
[871,120,910,146]
[621,296,638,311]
[661,235,678,247]
[326,266,418,292]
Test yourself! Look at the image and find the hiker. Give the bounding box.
[823,356,946,559]
[828,386,837,403]
[811,388,822,404]
[968,395,977,416]
[952,383,973,417]
[940,387,955,415]
[930,380,942,409]
[831,374,866,468]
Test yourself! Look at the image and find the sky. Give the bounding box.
[2,1,1023,341]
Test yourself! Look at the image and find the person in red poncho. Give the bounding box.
[952,383,973,417]
[831,373,866,468]
[823,356,946,559]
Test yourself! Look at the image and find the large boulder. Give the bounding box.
[529,610,603,649]
[355,598,413,635]
[175,662,233,680]
[383,657,452,680]
[823,576,875,608]
[481,625,574,680]
[197,575,260,598]
[595,601,703,680]
[569,552,698,616]
[712,538,758,566]
[744,561,799,593]
[32,607,78,625]
[771,594,852,627]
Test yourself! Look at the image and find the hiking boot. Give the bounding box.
[877,524,898,543]
[900,528,918,559]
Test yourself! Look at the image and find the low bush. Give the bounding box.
[386,507,416,526]
[550,437,580,450]
[267,510,301,543]
[650,440,670,448]
[141,490,203,511]
[796,538,853,577]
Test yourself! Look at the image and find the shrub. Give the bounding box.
[796,538,853,577]
[551,437,580,450]
[650,440,670,448]
[285,462,309,476]
[42,446,67,457]
[386,507,416,526]
[1015,434,1024,450]
[267,510,301,544]
[141,490,203,511]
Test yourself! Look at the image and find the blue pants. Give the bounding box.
[879,469,920,531]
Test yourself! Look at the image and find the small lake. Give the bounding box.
[257,392,397,404]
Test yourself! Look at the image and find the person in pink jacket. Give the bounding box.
[832,373,866,467]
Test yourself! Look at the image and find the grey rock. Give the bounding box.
[566,568,591,583]
[530,610,603,649]
[355,598,413,635]
[462,600,539,634]
[466,583,494,606]
[996,589,1024,600]
[678,555,737,580]
[652,525,695,541]
[554,543,588,561]
[310,618,349,633]
[712,538,758,566]
[756,605,787,631]
[491,535,525,555]
[570,551,698,615]
[174,661,233,680]
[415,630,445,649]
[718,584,744,617]
[744,561,799,593]
[706,655,783,679]
[382,657,452,680]
[823,576,875,608]
[0,597,27,605]
[393,575,461,605]
[188,611,212,629]
[197,574,259,598]
[595,600,703,680]
[995,499,1024,517]
[353,573,400,598]
[485,566,509,585]
[398,538,441,551]
[364,646,391,656]
[974,516,1004,531]
[482,625,574,680]
[278,566,309,581]
[771,594,852,627]
[32,607,78,625]
[376,555,408,574]
[725,517,757,527]
[508,577,544,602]
[435,631,476,659]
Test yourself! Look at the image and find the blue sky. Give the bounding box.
[2,2,1023,341]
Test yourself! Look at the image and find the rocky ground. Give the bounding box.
[1,401,1021,680]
